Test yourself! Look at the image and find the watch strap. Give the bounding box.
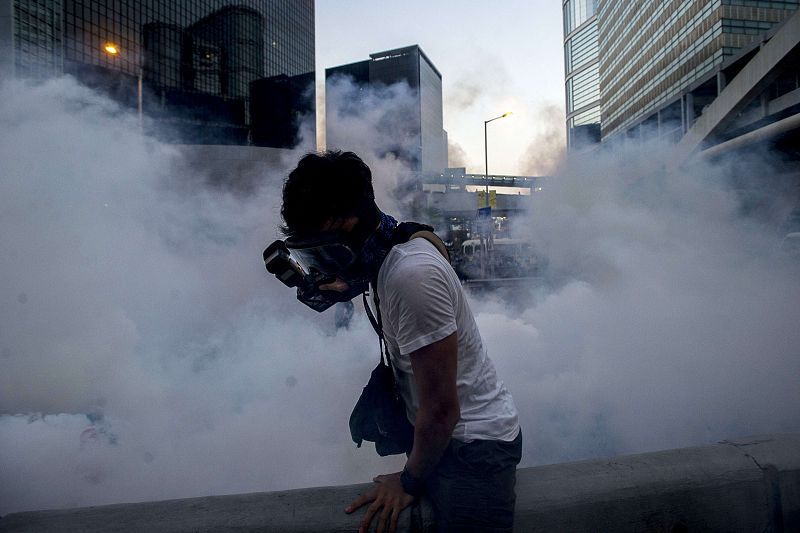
[400,467,425,496]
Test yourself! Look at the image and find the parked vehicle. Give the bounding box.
[452,238,538,279]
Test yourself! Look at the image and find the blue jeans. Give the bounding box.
[425,430,523,532]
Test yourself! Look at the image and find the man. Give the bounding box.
[278,151,521,533]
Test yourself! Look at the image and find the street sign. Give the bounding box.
[477,190,497,209]
[477,206,492,233]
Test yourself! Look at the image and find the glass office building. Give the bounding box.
[563,0,600,150]
[326,45,447,176]
[6,0,315,147]
[599,0,798,138]
[9,0,64,79]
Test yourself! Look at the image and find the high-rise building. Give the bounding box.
[597,0,798,140]
[1,0,315,147]
[325,45,447,176]
[563,0,600,150]
[563,0,799,147]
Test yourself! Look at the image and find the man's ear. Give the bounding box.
[340,216,361,233]
[322,216,359,233]
[320,217,345,232]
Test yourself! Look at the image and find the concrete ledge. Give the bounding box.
[515,434,800,531]
[0,483,435,533]
[2,434,798,532]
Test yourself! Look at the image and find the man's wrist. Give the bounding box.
[400,466,425,496]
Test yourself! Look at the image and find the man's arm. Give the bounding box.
[405,331,460,479]
[346,332,459,533]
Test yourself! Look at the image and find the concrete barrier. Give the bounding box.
[2,434,798,532]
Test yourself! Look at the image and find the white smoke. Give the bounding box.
[518,103,566,176]
[479,142,800,465]
[1,75,799,518]
[324,75,420,217]
[0,77,405,515]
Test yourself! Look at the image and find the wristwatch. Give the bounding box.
[400,466,425,496]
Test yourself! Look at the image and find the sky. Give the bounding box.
[315,0,567,176]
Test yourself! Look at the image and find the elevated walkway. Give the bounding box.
[2,434,799,532]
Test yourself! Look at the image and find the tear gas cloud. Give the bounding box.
[0,77,406,514]
[518,103,566,176]
[484,144,800,464]
[324,75,421,217]
[2,76,800,516]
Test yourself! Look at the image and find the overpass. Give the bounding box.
[420,168,543,221]
[426,168,543,190]
[2,434,798,532]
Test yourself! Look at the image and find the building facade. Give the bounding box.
[563,0,601,150]
[598,0,798,140]
[325,45,448,176]
[563,0,798,147]
[1,0,315,147]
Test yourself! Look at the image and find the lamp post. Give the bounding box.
[103,42,143,129]
[484,112,512,205]
[480,111,512,279]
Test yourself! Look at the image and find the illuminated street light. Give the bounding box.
[102,42,142,129]
[484,111,512,204]
[480,111,512,278]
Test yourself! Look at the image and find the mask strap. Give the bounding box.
[362,290,389,367]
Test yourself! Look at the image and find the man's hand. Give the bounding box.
[345,472,414,533]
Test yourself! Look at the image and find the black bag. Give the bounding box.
[348,352,414,456]
[348,223,449,456]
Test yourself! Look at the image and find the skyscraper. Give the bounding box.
[597,0,798,139]
[1,0,315,147]
[563,0,798,146]
[326,45,447,176]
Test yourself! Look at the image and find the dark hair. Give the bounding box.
[281,150,377,237]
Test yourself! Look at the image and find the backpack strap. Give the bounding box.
[408,230,450,262]
[362,291,389,367]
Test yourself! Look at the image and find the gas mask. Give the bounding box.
[263,212,397,312]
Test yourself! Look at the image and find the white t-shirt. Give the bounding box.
[375,238,520,443]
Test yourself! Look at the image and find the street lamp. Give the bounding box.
[484,111,512,205]
[101,42,143,129]
[480,111,512,279]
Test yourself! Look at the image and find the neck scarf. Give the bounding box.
[357,210,398,283]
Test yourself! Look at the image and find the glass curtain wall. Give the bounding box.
[599,0,798,137]
[563,0,600,149]
[12,0,315,146]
